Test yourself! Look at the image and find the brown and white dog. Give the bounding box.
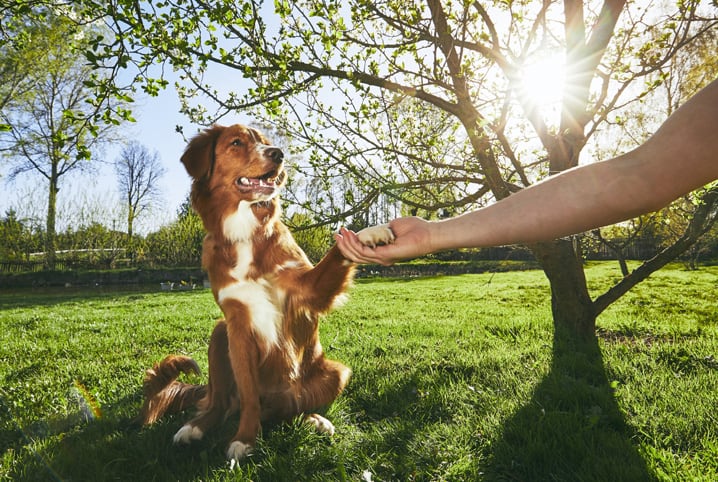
[138,124,393,462]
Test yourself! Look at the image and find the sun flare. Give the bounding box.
[518,54,566,108]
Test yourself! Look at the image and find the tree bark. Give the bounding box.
[531,239,596,339]
[45,171,59,271]
[127,206,135,240]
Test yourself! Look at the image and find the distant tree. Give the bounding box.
[657,191,718,270]
[56,221,125,268]
[176,196,196,221]
[144,196,204,266]
[0,209,39,261]
[589,215,660,276]
[0,8,131,269]
[286,212,334,263]
[114,142,165,240]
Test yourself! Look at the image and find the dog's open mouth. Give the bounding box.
[236,170,284,194]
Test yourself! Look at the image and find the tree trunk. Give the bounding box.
[617,256,629,277]
[127,206,134,240]
[530,239,596,339]
[44,174,59,270]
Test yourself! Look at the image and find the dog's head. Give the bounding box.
[181,124,286,204]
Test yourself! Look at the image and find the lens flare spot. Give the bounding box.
[73,380,102,420]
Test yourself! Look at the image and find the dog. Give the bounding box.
[138,124,394,462]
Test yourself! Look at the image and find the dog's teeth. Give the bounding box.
[240,177,250,185]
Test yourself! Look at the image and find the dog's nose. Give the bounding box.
[266,147,284,164]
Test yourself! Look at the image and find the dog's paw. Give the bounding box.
[356,224,395,248]
[305,413,335,436]
[226,440,253,462]
[173,424,203,444]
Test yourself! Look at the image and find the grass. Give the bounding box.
[0,262,716,481]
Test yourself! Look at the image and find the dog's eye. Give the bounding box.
[231,139,243,147]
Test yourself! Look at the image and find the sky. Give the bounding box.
[108,87,214,219]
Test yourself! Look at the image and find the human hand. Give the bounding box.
[335,217,434,265]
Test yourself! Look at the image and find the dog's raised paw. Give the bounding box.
[356,224,395,248]
[305,413,336,435]
[173,424,203,444]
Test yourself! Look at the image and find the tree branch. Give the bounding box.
[593,185,718,316]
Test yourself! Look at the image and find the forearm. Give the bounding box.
[430,156,646,249]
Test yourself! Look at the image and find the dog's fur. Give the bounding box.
[138,124,393,462]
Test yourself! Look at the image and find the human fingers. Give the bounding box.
[334,228,369,263]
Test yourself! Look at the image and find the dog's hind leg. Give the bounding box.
[174,321,236,444]
[298,357,352,435]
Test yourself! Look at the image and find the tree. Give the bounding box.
[145,198,204,266]
[592,184,718,314]
[0,7,130,269]
[90,0,717,338]
[114,141,165,240]
[589,216,658,277]
[0,209,40,261]
[0,6,36,132]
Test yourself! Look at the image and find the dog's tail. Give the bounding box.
[138,355,207,425]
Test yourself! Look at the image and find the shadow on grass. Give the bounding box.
[1,393,229,481]
[482,327,655,481]
[2,392,356,481]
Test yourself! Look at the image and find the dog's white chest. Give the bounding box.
[229,243,253,281]
[223,201,264,243]
[218,242,284,352]
[218,279,281,350]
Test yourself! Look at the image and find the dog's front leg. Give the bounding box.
[300,245,355,312]
[303,223,395,311]
[223,299,262,462]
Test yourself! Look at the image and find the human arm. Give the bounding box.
[336,78,718,265]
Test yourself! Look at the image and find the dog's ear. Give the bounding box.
[181,125,224,181]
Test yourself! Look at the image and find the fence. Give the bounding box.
[1,260,45,273]
[0,258,139,273]
[1,248,200,274]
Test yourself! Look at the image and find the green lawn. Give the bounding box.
[0,262,716,481]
